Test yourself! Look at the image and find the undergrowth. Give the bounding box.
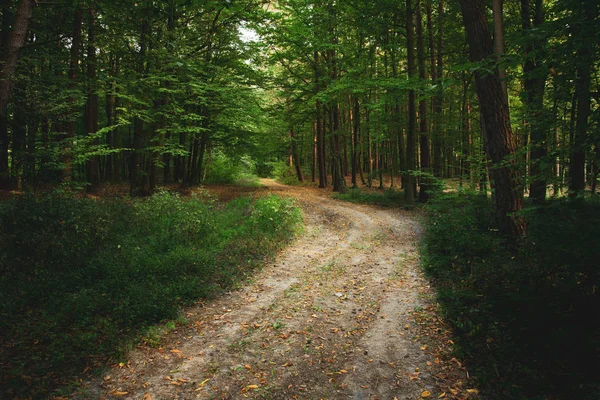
[421,190,600,400]
[0,191,302,398]
[333,187,407,207]
[204,153,261,186]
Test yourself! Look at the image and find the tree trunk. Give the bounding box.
[568,3,598,196]
[86,7,99,193]
[416,0,431,202]
[522,0,548,203]
[290,128,304,182]
[351,96,359,188]
[431,0,443,178]
[0,0,35,189]
[405,0,417,205]
[459,0,526,238]
[492,0,508,102]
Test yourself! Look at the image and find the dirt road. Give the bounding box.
[82,180,468,400]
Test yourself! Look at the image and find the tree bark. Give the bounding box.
[568,2,598,196]
[86,7,99,193]
[459,0,526,238]
[416,0,431,202]
[521,0,548,203]
[290,128,304,182]
[492,0,508,103]
[405,0,417,205]
[0,0,35,189]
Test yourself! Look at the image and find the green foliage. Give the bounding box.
[421,191,600,399]
[270,160,304,185]
[333,187,406,207]
[0,192,302,397]
[204,153,261,186]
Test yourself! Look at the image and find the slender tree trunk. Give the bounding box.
[405,0,417,205]
[352,96,359,188]
[312,123,317,183]
[417,0,431,202]
[431,0,443,177]
[86,7,99,193]
[314,51,327,188]
[522,0,548,203]
[459,0,526,238]
[290,128,304,182]
[568,3,597,196]
[12,81,25,191]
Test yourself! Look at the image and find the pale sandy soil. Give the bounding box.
[77,179,474,400]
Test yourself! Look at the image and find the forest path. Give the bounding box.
[83,180,463,400]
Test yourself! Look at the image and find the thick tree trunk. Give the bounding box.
[459,0,526,238]
[492,0,508,102]
[0,0,35,189]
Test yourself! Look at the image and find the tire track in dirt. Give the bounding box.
[80,180,455,400]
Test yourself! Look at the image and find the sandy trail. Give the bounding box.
[81,180,457,400]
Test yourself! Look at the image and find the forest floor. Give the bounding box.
[76,179,476,400]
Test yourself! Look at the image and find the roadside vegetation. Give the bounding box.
[0,191,302,397]
[421,191,600,399]
[333,187,407,207]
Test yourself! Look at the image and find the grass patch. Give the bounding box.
[421,191,600,399]
[333,187,406,207]
[0,191,302,398]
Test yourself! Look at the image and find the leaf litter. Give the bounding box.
[75,179,477,399]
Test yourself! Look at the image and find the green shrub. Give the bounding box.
[204,153,261,186]
[270,160,301,185]
[333,187,406,207]
[0,191,302,398]
[421,191,600,399]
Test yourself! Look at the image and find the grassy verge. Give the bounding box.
[0,191,302,398]
[333,187,406,207]
[421,191,600,399]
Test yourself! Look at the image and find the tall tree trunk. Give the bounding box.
[459,0,526,238]
[492,0,508,102]
[290,128,304,182]
[0,0,35,189]
[130,12,149,196]
[405,0,417,205]
[314,51,327,188]
[351,96,359,188]
[568,3,598,196]
[86,7,99,193]
[63,5,83,184]
[431,0,443,177]
[12,81,26,191]
[416,0,431,202]
[521,0,548,203]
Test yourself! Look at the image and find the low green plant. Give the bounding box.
[270,160,302,185]
[333,187,406,207]
[204,152,261,186]
[421,190,600,399]
[0,191,302,398]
